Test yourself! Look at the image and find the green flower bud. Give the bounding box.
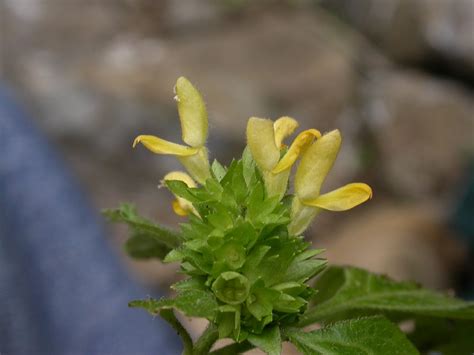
[216,242,246,270]
[212,272,250,305]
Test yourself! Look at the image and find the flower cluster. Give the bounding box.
[132,77,372,341]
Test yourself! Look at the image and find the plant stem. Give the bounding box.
[193,322,219,355]
[209,340,254,354]
[159,309,193,355]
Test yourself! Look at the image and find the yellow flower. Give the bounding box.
[289,129,372,235]
[133,77,211,184]
[246,117,321,199]
[162,171,198,216]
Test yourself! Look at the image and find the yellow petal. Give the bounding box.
[288,198,320,236]
[263,169,290,200]
[133,135,198,156]
[273,116,299,148]
[163,171,197,188]
[164,171,198,216]
[294,129,342,201]
[272,129,321,174]
[175,77,208,148]
[178,147,211,185]
[172,199,190,216]
[303,183,373,211]
[246,117,280,171]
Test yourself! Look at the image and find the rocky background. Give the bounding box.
[1,0,473,303]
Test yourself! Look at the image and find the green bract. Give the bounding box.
[163,153,326,340]
[105,77,474,355]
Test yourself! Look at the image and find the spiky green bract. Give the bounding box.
[103,203,182,259]
[131,151,326,343]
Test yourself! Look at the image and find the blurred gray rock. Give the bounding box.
[319,0,474,78]
[325,203,467,290]
[162,0,221,29]
[362,69,474,199]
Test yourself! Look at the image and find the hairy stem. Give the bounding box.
[159,309,193,355]
[193,322,219,355]
[209,340,254,354]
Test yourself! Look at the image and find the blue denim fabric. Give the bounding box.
[0,87,181,355]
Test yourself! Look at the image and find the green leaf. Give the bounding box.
[242,146,257,187]
[248,326,281,355]
[171,277,207,292]
[211,159,227,181]
[129,289,218,320]
[180,216,213,240]
[124,232,169,259]
[230,161,247,203]
[174,289,218,319]
[284,258,327,284]
[129,297,174,315]
[273,293,306,313]
[207,205,234,230]
[247,184,264,219]
[165,180,200,202]
[205,177,224,199]
[287,316,419,355]
[241,245,271,282]
[103,203,182,249]
[216,305,241,338]
[409,318,474,354]
[258,196,282,218]
[434,333,474,355]
[251,236,314,287]
[299,266,474,326]
[225,221,258,249]
[247,188,282,225]
[294,249,325,262]
[247,281,280,321]
[272,282,305,297]
[163,248,184,263]
[215,241,246,270]
[179,248,213,274]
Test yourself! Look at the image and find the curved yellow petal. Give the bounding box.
[164,171,198,216]
[175,77,208,148]
[272,129,321,174]
[303,183,373,211]
[133,135,198,156]
[246,117,280,172]
[273,116,299,148]
[294,129,341,201]
[172,199,190,216]
[163,171,197,188]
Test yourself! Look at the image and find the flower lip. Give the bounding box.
[302,183,373,211]
[273,116,299,148]
[133,135,199,156]
[272,128,322,174]
[294,129,342,201]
